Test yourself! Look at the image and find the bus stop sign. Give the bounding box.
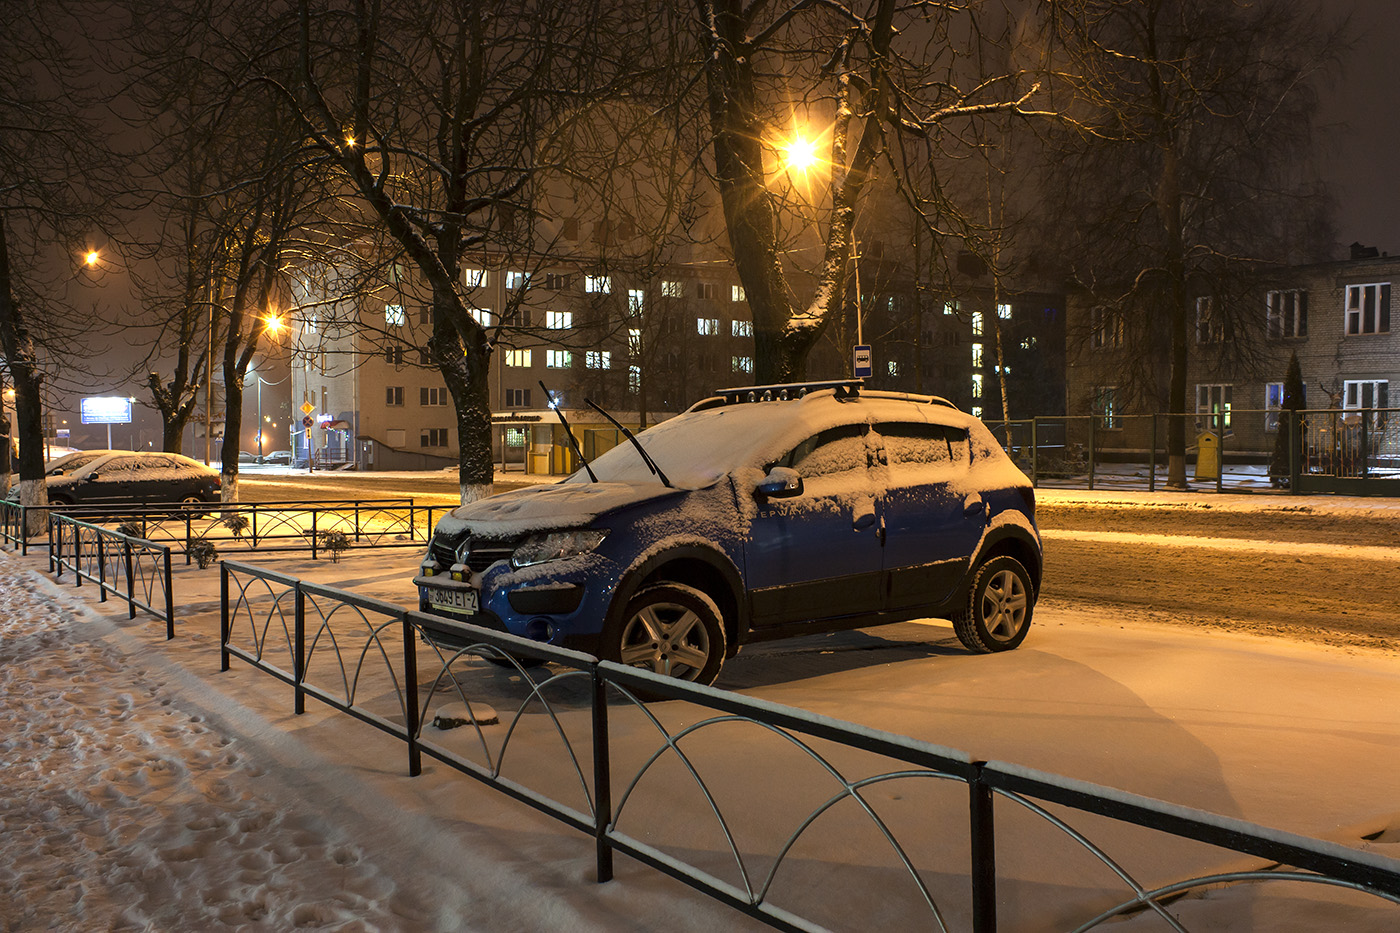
[853,345,873,378]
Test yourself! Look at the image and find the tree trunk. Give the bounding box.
[0,219,49,532]
[1159,146,1190,489]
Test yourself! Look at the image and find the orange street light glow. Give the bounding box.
[782,135,819,174]
[264,314,285,335]
[84,250,99,267]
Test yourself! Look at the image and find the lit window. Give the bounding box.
[732,285,746,302]
[732,355,753,374]
[304,313,316,333]
[1093,386,1118,429]
[385,304,405,327]
[505,349,532,367]
[546,311,572,330]
[470,307,494,327]
[732,319,753,337]
[547,350,572,369]
[506,271,530,290]
[972,373,983,399]
[1021,337,1037,350]
[627,328,642,356]
[943,300,958,316]
[585,274,611,294]
[627,289,644,315]
[661,280,683,298]
[586,350,611,369]
[628,365,641,392]
[997,303,1012,320]
[462,267,486,288]
[972,311,983,336]
[697,317,719,335]
[1196,384,1233,432]
[888,361,899,376]
[971,343,983,368]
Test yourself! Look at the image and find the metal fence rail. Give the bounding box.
[50,513,175,637]
[218,561,1400,932]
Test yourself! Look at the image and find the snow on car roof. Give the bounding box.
[576,388,984,488]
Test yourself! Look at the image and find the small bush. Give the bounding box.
[188,539,219,569]
[318,529,350,563]
[222,514,250,539]
[116,521,143,539]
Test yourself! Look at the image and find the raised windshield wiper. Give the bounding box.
[538,380,598,483]
[585,398,672,488]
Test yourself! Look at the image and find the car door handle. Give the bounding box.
[964,495,985,516]
[854,511,878,530]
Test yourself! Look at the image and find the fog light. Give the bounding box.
[524,618,556,642]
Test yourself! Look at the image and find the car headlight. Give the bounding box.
[510,530,608,569]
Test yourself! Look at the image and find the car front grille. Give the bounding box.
[430,532,523,573]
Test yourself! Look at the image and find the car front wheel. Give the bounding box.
[953,555,1034,653]
[610,582,726,686]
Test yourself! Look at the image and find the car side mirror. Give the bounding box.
[755,466,803,499]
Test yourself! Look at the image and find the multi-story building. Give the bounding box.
[1065,243,1398,461]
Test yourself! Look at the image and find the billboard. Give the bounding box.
[80,396,133,425]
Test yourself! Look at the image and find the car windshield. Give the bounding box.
[46,451,113,475]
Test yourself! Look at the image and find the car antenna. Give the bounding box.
[585,398,672,488]
[538,380,598,483]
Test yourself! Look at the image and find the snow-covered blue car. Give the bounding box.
[414,382,1042,685]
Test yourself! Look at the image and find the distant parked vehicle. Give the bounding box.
[263,450,293,465]
[43,450,124,477]
[8,451,221,510]
[238,450,258,464]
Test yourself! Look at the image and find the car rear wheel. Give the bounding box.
[953,555,1034,653]
[610,583,726,686]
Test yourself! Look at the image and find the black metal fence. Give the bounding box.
[50,513,175,637]
[219,560,1400,932]
[984,407,1400,496]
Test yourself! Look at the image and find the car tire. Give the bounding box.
[952,555,1034,654]
[608,582,726,686]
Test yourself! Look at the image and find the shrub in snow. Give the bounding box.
[188,539,219,570]
[116,521,143,539]
[222,514,250,539]
[318,529,349,562]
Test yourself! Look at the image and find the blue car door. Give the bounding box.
[745,422,886,626]
[873,422,987,611]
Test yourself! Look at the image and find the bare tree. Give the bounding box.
[0,1,119,525]
[693,0,1042,383]
[1035,0,1342,487]
[268,0,653,503]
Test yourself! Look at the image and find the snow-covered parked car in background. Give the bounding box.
[9,451,221,510]
[415,381,1042,685]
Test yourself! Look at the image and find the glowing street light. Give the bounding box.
[263,313,285,337]
[83,250,99,268]
[781,134,820,175]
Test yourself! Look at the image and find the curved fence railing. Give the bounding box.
[50,513,175,637]
[218,560,1400,932]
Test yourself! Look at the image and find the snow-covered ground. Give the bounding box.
[2,488,1399,931]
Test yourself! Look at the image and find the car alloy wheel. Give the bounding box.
[953,555,1034,653]
[613,582,726,685]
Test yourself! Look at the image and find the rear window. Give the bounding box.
[877,422,969,465]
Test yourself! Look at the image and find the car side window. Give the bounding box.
[780,423,869,477]
[95,457,138,478]
[877,422,971,471]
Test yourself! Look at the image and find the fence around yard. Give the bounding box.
[49,512,175,637]
[216,559,1400,933]
[984,407,1400,497]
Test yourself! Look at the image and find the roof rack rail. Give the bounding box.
[713,380,864,404]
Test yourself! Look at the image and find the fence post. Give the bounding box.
[1361,408,1371,480]
[184,509,193,566]
[220,563,231,672]
[1216,427,1224,494]
[96,531,107,602]
[1030,418,1039,487]
[1289,410,1302,493]
[72,521,81,587]
[355,502,362,542]
[294,580,306,715]
[1150,416,1158,492]
[1088,414,1097,490]
[252,504,259,548]
[592,663,615,884]
[164,549,175,639]
[310,510,319,560]
[125,538,136,621]
[970,762,997,933]
[402,612,422,777]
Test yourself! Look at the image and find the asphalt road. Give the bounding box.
[238,470,1400,651]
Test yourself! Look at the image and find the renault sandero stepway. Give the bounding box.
[415,381,1042,685]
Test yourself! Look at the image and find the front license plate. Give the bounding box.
[422,586,478,613]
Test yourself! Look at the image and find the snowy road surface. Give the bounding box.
[1,489,1398,930]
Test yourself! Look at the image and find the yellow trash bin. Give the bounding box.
[1195,432,1219,480]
